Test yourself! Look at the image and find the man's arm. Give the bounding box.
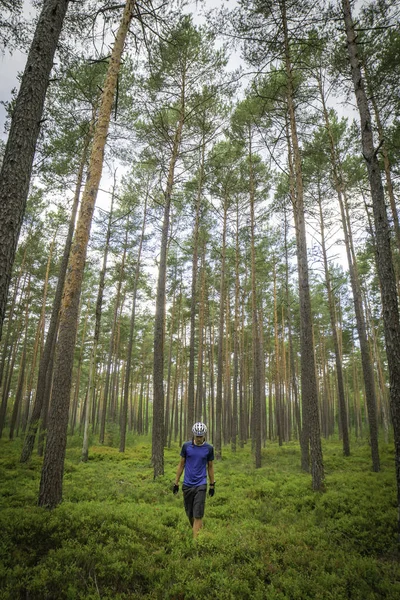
[175,457,185,485]
[207,460,215,484]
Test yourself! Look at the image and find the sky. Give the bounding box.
[0,45,26,138]
[0,0,36,139]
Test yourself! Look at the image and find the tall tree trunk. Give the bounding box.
[180,314,187,445]
[284,209,301,441]
[145,374,150,435]
[152,92,185,478]
[20,119,92,463]
[215,201,228,460]
[67,301,90,437]
[259,302,267,445]
[110,299,125,425]
[224,292,232,445]
[81,183,115,461]
[285,114,309,469]
[32,230,58,451]
[21,288,44,434]
[209,316,216,445]
[100,222,128,442]
[0,0,70,340]
[317,183,350,455]
[164,271,178,447]
[119,195,148,453]
[196,244,206,423]
[343,0,400,536]
[9,341,26,440]
[9,281,30,439]
[273,263,282,447]
[232,198,240,452]
[168,294,183,448]
[248,127,262,467]
[281,0,324,490]
[363,63,400,255]
[38,0,136,508]
[318,71,380,472]
[187,139,205,436]
[0,245,28,391]
[364,291,390,443]
[0,276,28,437]
[240,284,247,446]
[137,369,144,435]
[281,305,290,441]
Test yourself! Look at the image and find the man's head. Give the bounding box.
[192,422,207,445]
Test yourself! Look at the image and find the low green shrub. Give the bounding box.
[0,437,399,599]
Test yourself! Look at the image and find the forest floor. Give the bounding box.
[0,434,399,599]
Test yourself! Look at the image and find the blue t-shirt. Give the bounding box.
[180,441,214,487]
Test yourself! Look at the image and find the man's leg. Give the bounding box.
[183,486,194,529]
[193,518,202,538]
[192,485,207,538]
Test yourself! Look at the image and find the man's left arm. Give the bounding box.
[207,461,215,496]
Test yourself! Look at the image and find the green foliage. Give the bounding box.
[0,438,399,599]
[0,0,26,53]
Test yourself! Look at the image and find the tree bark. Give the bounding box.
[81,185,115,461]
[38,0,136,508]
[196,243,206,422]
[224,292,232,446]
[9,281,30,439]
[285,112,309,471]
[248,127,262,468]
[281,0,324,490]
[317,182,350,455]
[318,71,380,472]
[99,221,128,443]
[0,245,28,392]
[232,199,240,452]
[152,98,185,478]
[0,0,70,340]
[273,263,282,447]
[284,209,301,441]
[363,62,400,255]
[20,121,91,463]
[343,0,400,537]
[119,195,148,453]
[215,200,227,460]
[0,275,28,437]
[164,269,178,448]
[187,140,205,437]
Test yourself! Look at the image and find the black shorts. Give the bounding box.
[182,484,207,519]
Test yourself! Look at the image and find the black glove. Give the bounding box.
[208,485,215,497]
[173,484,179,495]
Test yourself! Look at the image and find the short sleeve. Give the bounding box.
[180,443,187,459]
[207,445,214,462]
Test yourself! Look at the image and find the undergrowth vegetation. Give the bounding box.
[0,435,399,599]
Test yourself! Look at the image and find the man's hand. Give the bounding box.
[173,484,179,495]
[208,483,215,497]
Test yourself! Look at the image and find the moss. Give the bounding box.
[0,437,399,599]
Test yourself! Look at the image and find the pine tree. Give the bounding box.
[38,0,136,508]
[0,0,70,341]
[343,0,400,540]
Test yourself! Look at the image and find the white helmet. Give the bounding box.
[192,422,207,436]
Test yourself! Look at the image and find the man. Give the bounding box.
[173,422,215,538]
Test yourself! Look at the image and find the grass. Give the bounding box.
[0,434,399,599]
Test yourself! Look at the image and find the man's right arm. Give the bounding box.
[175,457,185,485]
